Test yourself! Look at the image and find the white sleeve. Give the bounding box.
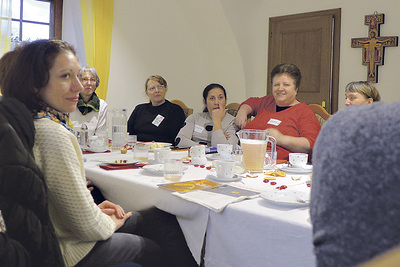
[96,99,108,132]
[175,114,198,148]
[33,119,115,242]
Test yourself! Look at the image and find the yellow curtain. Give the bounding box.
[80,0,114,100]
[0,0,12,57]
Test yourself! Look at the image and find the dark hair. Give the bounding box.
[0,48,20,90]
[1,39,77,113]
[202,83,227,112]
[270,63,302,89]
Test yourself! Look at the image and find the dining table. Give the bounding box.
[83,148,316,267]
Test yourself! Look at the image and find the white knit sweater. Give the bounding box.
[33,118,116,267]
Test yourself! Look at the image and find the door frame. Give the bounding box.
[267,8,341,113]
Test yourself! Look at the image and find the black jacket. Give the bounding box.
[0,98,64,267]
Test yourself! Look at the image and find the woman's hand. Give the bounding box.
[86,180,94,191]
[110,212,133,231]
[98,200,125,219]
[210,106,226,132]
[210,106,226,122]
[234,104,252,129]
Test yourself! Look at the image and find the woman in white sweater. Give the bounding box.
[69,66,108,136]
[175,83,239,147]
[1,40,197,267]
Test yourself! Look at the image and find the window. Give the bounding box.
[11,0,62,47]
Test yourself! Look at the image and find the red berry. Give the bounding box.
[307,183,311,187]
[194,164,199,167]
[280,185,287,190]
[263,179,269,183]
[206,166,212,170]
[270,182,277,185]
[200,165,205,168]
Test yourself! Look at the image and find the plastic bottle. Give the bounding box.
[112,108,127,150]
[79,124,88,149]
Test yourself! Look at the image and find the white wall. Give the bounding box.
[63,0,400,115]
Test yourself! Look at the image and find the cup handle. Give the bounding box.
[268,136,277,160]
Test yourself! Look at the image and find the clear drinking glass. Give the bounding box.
[134,143,150,162]
[163,159,184,182]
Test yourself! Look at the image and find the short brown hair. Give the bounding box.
[270,63,302,89]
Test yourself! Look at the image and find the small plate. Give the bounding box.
[142,164,187,175]
[260,189,310,207]
[84,148,110,153]
[142,164,164,175]
[138,142,173,150]
[206,174,242,183]
[206,154,224,161]
[105,160,139,166]
[277,164,313,174]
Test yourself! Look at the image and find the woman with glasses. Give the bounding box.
[69,66,108,135]
[344,81,381,106]
[127,75,186,144]
[175,83,239,148]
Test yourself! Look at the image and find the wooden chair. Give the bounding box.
[226,102,240,117]
[308,104,332,126]
[171,99,193,118]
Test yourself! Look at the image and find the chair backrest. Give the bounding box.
[308,104,332,126]
[226,102,240,117]
[171,100,193,118]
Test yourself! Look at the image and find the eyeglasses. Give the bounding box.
[81,78,97,83]
[147,85,165,92]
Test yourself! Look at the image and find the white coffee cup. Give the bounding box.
[154,148,171,163]
[214,160,235,179]
[289,153,308,168]
[88,134,108,152]
[217,144,233,160]
[190,145,207,165]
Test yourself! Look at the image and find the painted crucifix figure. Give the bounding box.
[351,13,398,83]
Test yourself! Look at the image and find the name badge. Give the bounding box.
[194,124,204,133]
[267,118,281,126]
[152,114,165,127]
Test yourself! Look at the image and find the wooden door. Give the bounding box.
[268,9,341,113]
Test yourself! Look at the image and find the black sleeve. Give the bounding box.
[127,106,140,134]
[168,106,186,144]
[0,233,30,267]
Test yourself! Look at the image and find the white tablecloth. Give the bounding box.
[83,150,316,266]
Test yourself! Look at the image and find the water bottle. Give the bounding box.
[79,124,89,149]
[112,108,127,150]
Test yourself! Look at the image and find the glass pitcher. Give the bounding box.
[237,129,276,172]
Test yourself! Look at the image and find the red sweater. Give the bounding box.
[242,95,321,160]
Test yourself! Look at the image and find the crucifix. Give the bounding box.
[351,13,398,83]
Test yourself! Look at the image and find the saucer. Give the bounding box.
[277,164,313,174]
[260,189,310,207]
[206,174,242,183]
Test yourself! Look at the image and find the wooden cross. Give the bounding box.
[351,13,398,83]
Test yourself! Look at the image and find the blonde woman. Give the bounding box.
[344,81,381,106]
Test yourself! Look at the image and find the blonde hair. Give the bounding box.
[145,75,167,90]
[345,81,381,102]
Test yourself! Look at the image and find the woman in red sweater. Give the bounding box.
[235,63,321,160]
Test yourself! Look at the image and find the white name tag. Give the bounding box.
[194,124,204,133]
[267,118,281,126]
[152,114,165,127]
